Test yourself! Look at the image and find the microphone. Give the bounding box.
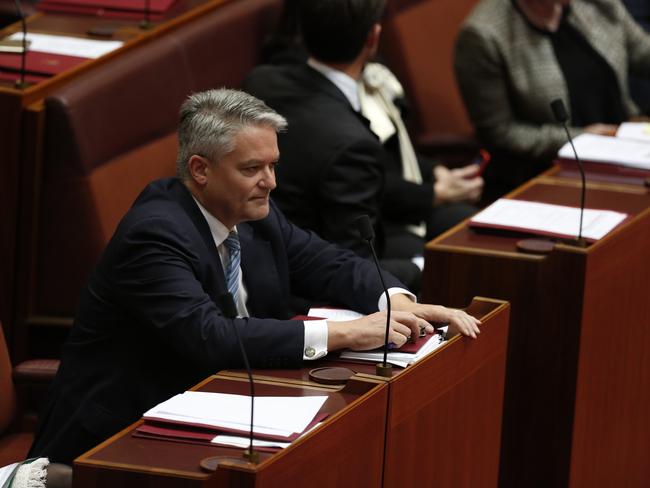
[199,293,258,472]
[356,215,392,377]
[550,99,587,246]
[220,293,258,463]
[140,0,152,29]
[15,0,28,89]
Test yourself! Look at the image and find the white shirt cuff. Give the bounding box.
[303,320,328,360]
[378,287,416,311]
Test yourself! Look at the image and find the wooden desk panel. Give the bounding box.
[224,298,510,488]
[423,177,650,488]
[74,375,388,488]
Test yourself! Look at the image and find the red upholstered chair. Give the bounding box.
[0,323,59,466]
[379,0,480,163]
[14,0,283,359]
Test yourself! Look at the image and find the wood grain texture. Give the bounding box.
[423,177,650,488]
[74,375,388,488]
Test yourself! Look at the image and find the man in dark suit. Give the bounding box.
[28,89,480,465]
[244,0,483,293]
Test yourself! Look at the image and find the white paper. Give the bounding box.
[7,32,123,59]
[212,435,291,450]
[470,199,627,241]
[340,328,447,368]
[211,422,323,449]
[558,133,650,170]
[308,307,363,321]
[143,391,327,439]
[615,122,650,143]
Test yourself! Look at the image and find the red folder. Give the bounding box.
[133,412,328,452]
[0,70,49,84]
[0,51,88,76]
[39,0,176,18]
[140,412,328,443]
[133,423,280,453]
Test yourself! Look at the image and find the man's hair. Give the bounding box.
[176,88,287,180]
[299,0,386,63]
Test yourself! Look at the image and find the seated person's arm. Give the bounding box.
[454,27,580,160]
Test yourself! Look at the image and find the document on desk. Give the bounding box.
[469,199,628,242]
[340,331,446,368]
[558,133,650,170]
[143,391,327,440]
[7,32,123,59]
[308,307,447,367]
[615,122,650,143]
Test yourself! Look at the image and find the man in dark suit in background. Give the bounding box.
[244,0,483,294]
[28,88,480,465]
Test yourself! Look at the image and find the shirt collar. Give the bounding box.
[192,196,235,248]
[307,57,361,112]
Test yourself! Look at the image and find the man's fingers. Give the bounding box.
[391,311,421,341]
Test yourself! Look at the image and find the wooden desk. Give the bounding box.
[74,374,388,487]
[423,176,650,487]
[224,298,510,488]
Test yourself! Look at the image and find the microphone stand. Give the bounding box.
[140,0,152,30]
[15,0,29,89]
[200,293,258,472]
[550,99,587,247]
[356,215,392,377]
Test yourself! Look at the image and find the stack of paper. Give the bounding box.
[615,122,650,143]
[558,133,650,170]
[340,332,446,368]
[7,32,123,59]
[309,307,447,368]
[468,199,628,242]
[136,391,328,451]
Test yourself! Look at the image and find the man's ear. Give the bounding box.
[366,23,382,53]
[187,155,210,186]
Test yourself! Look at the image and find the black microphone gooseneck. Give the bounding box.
[356,215,392,377]
[220,293,259,463]
[15,0,28,89]
[199,294,259,472]
[550,99,586,246]
[140,0,152,29]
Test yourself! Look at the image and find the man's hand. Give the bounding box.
[327,310,421,351]
[583,123,618,136]
[390,294,482,339]
[433,164,483,205]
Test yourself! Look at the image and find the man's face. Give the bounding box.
[202,125,279,228]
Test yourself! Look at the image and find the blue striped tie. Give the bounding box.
[223,231,241,303]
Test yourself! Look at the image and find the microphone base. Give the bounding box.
[558,237,588,248]
[14,79,30,90]
[309,366,354,385]
[375,363,393,377]
[199,454,257,472]
[139,19,153,30]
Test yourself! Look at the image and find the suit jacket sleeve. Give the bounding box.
[266,200,404,312]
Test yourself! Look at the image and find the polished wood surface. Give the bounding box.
[423,175,650,487]
[224,298,510,488]
[74,374,388,487]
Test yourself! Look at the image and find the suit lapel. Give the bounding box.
[238,221,286,318]
[169,179,228,300]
